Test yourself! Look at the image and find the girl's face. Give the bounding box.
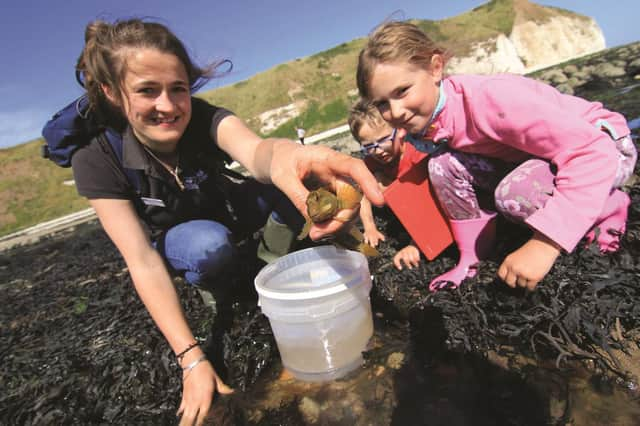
[105,48,192,152]
[368,56,443,135]
[358,121,400,165]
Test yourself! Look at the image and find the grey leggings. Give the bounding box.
[427,135,637,222]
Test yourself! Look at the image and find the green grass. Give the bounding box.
[0,139,89,236]
[265,98,350,138]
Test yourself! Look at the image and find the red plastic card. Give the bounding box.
[383,158,453,260]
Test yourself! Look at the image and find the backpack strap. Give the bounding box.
[220,165,248,181]
[98,129,142,197]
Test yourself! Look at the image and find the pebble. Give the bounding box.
[387,352,405,369]
[299,396,320,424]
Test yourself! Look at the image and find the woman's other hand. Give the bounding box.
[177,352,233,426]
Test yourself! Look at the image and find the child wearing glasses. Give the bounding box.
[348,99,427,270]
[356,21,636,291]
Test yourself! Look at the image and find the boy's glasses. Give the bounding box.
[360,128,397,156]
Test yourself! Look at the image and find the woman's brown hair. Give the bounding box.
[75,18,229,127]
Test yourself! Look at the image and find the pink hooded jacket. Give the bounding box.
[426,74,630,252]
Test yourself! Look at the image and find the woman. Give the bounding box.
[61,18,382,425]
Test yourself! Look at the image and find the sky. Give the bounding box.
[1,0,638,149]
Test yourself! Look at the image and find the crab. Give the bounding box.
[298,181,379,257]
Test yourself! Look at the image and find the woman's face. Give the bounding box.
[107,48,192,152]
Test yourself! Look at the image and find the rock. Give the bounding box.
[298,396,321,424]
[627,58,640,77]
[563,64,579,76]
[540,69,568,85]
[387,352,405,370]
[555,83,574,95]
[566,76,585,89]
[593,63,627,79]
[577,76,613,92]
[571,70,592,82]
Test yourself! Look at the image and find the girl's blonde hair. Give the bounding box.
[348,98,385,142]
[356,21,449,99]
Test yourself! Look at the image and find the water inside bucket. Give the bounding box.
[254,246,373,381]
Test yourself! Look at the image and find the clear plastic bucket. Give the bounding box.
[254,245,373,382]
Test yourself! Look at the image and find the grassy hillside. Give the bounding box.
[198,38,366,137]
[0,139,89,235]
[0,0,608,236]
[199,0,592,138]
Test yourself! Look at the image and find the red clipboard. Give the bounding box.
[383,158,453,260]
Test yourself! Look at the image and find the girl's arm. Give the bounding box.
[472,75,621,252]
[213,115,384,240]
[89,198,232,425]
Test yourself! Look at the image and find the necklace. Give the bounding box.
[143,145,185,191]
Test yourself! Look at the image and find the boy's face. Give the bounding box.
[358,121,400,165]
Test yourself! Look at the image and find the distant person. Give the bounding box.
[357,21,637,292]
[296,126,306,144]
[45,18,382,426]
[348,99,426,270]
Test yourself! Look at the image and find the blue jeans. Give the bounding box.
[154,179,302,288]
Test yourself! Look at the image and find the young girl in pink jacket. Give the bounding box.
[356,21,637,291]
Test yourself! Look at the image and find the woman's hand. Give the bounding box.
[268,141,383,240]
[177,352,233,426]
[363,227,386,247]
[215,117,383,241]
[498,231,562,290]
[393,244,421,270]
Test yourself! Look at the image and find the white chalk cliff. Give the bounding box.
[447,3,605,75]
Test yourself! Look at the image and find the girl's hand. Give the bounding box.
[363,227,386,247]
[177,355,233,426]
[498,231,561,291]
[393,244,421,270]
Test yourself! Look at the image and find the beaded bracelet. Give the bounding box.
[176,341,200,363]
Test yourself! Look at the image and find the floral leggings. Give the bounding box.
[427,135,637,222]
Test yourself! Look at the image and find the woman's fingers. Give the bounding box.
[195,401,211,426]
[176,361,235,426]
[214,377,234,395]
[271,143,382,241]
[178,407,198,426]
